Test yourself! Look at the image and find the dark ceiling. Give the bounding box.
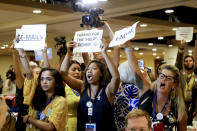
[131,6,197,46]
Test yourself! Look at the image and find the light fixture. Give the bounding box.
[0,47,5,49]
[33,9,42,14]
[165,9,174,14]
[140,24,148,27]
[168,44,173,47]
[139,52,143,55]
[172,28,176,31]
[3,44,8,47]
[148,43,153,46]
[186,40,191,43]
[156,56,160,59]
[134,47,139,50]
[82,0,98,4]
[188,53,192,56]
[152,48,157,51]
[107,50,112,52]
[188,50,192,53]
[158,37,164,40]
[153,53,157,56]
[120,55,122,57]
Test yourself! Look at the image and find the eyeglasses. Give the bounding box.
[127,128,149,131]
[159,73,175,81]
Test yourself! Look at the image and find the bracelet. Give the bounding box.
[124,47,133,53]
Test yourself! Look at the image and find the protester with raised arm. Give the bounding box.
[60,40,120,131]
[124,40,187,131]
[16,46,68,131]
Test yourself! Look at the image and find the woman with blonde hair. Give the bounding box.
[124,41,187,131]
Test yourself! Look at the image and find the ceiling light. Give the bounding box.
[158,37,164,40]
[107,50,112,52]
[82,0,98,4]
[168,44,173,47]
[3,44,8,47]
[188,50,192,53]
[33,10,42,14]
[165,9,174,14]
[188,53,192,56]
[140,24,148,27]
[120,55,122,57]
[156,56,160,59]
[153,53,157,56]
[172,28,176,31]
[134,47,139,50]
[0,47,5,49]
[139,52,143,55]
[152,48,157,51]
[148,43,153,46]
[186,40,191,43]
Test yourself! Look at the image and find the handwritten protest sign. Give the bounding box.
[109,21,139,47]
[73,29,103,52]
[176,27,194,41]
[34,48,52,61]
[14,24,46,50]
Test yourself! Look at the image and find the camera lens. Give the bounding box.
[82,15,94,25]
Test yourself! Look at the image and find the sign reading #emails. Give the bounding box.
[73,29,103,52]
[14,24,46,50]
[109,21,139,47]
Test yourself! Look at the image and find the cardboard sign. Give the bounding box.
[34,48,52,61]
[176,27,194,41]
[109,21,139,47]
[73,29,103,52]
[14,24,46,50]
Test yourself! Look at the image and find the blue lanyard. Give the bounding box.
[152,92,169,120]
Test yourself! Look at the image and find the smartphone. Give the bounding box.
[138,59,144,73]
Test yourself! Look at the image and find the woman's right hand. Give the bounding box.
[66,41,76,55]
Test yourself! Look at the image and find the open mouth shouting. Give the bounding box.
[160,83,165,89]
[87,74,93,81]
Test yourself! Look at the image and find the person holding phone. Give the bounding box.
[124,40,187,131]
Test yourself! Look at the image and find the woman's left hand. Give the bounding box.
[100,39,108,54]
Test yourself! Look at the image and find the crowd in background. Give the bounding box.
[0,21,197,131]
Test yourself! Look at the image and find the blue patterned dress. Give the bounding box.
[114,83,139,131]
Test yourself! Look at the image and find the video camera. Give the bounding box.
[81,8,104,27]
[54,36,67,55]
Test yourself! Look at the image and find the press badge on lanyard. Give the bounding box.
[86,100,96,131]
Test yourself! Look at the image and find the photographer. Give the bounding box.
[2,69,16,96]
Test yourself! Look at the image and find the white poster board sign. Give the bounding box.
[34,48,53,61]
[109,21,139,47]
[176,27,194,41]
[73,29,103,52]
[14,24,46,50]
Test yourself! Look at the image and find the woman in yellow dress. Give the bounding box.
[65,60,82,131]
[17,48,68,131]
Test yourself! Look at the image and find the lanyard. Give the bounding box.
[152,92,169,120]
[87,87,102,123]
[37,96,55,120]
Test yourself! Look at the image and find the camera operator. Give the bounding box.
[2,69,16,96]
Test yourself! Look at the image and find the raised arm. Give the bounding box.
[101,41,120,103]
[11,43,24,89]
[42,44,50,68]
[17,48,33,80]
[194,39,197,69]
[124,41,150,96]
[60,41,84,94]
[103,21,120,67]
[175,40,186,70]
